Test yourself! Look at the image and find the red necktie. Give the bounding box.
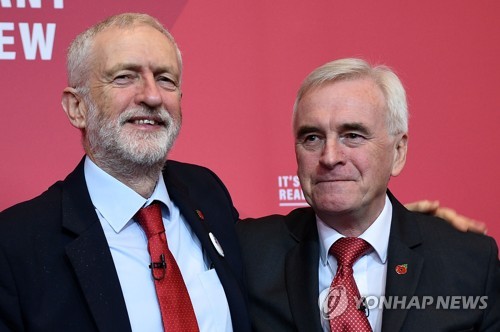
[328,237,372,332]
[135,202,199,332]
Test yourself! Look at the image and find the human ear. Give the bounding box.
[61,87,87,129]
[391,133,408,177]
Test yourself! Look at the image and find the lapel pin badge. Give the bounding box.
[395,264,408,275]
[209,232,225,257]
[195,209,205,220]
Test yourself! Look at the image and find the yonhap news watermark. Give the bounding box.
[319,286,488,319]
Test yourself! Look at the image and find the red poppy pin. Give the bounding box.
[395,264,408,275]
[195,209,205,220]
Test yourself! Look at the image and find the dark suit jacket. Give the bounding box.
[0,157,251,332]
[237,192,500,332]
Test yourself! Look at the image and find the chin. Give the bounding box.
[312,195,359,215]
[125,149,168,166]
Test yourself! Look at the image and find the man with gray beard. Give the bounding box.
[0,13,251,332]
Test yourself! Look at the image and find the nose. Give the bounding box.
[319,138,345,169]
[135,74,162,108]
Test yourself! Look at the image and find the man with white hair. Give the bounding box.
[237,58,499,331]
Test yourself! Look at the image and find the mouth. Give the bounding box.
[127,116,166,127]
[132,119,162,125]
[315,178,353,185]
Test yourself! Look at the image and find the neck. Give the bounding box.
[321,216,372,237]
[90,154,164,198]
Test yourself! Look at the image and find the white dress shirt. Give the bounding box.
[84,157,232,332]
[317,195,393,332]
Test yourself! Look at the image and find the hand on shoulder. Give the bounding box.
[405,200,487,234]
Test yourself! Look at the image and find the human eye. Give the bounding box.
[157,75,178,91]
[298,134,324,151]
[112,72,136,85]
[341,132,366,146]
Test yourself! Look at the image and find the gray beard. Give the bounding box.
[84,100,181,178]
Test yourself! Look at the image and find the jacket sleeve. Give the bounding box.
[0,245,24,332]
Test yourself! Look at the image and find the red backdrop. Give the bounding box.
[1,0,499,244]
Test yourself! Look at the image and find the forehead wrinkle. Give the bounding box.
[93,26,180,71]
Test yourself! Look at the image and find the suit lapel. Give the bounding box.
[162,168,227,277]
[163,165,251,332]
[285,209,323,332]
[62,159,132,332]
[382,192,424,331]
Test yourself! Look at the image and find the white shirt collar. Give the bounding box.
[83,156,171,233]
[317,195,393,266]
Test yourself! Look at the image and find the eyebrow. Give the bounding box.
[105,63,179,76]
[105,63,140,75]
[295,122,371,138]
[295,125,320,138]
[339,122,370,135]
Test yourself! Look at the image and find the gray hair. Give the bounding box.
[293,58,408,135]
[66,13,183,95]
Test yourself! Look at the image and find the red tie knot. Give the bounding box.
[329,237,372,268]
[135,202,165,239]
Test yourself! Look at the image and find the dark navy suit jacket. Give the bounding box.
[0,157,251,332]
[237,192,500,331]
